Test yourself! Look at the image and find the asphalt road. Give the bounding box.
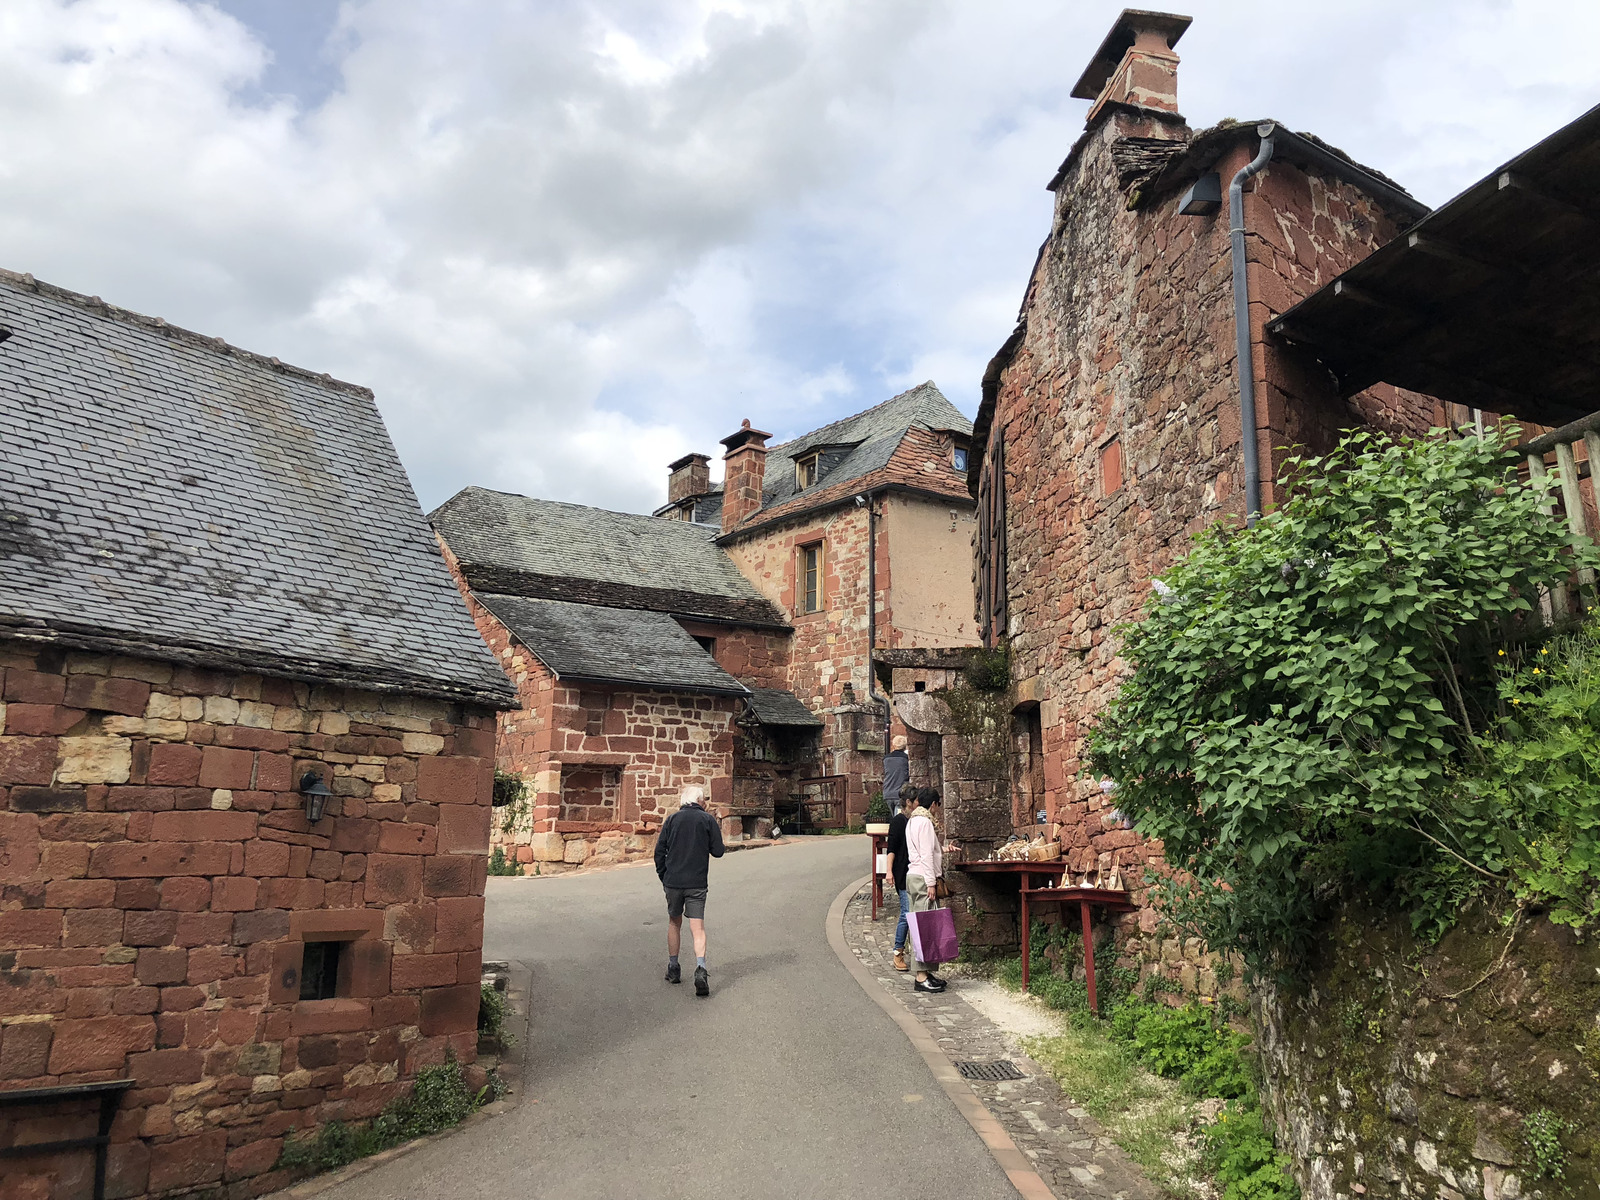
[320,835,1016,1200]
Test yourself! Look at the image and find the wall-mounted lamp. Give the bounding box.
[299,771,334,823]
[1178,171,1222,216]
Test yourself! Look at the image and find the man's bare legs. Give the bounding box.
[667,914,682,959]
[688,917,706,960]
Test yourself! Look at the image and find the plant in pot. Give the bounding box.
[864,791,891,835]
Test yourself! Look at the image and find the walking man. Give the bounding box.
[904,790,946,993]
[886,787,914,972]
[655,784,725,997]
[883,734,910,815]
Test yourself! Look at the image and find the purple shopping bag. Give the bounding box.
[907,905,959,965]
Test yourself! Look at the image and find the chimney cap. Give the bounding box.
[1070,9,1192,101]
[668,452,712,472]
[719,421,772,452]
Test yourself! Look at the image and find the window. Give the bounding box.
[800,542,823,613]
[795,452,820,490]
[952,446,969,472]
[1100,437,1123,496]
[299,941,343,1001]
[693,635,717,656]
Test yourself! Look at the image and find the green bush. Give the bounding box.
[478,980,511,1044]
[866,791,890,823]
[1461,629,1600,928]
[1204,1104,1299,1200]
[1522,1108,1569,1179]
[1108,1001,1253,1098]
[278,1055,488,1173]
[486,846,521,877]
[1088,426,1595,968]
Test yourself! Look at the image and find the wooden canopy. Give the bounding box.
[1269,103,1600,428]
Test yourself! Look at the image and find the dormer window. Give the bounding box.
[952,446,969,472]
[795,452,820,490]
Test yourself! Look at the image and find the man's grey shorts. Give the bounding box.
[665,887,708,921]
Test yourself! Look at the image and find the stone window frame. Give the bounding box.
[797,539,825,615]
[269,909,389,1006]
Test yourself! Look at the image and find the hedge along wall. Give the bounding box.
[0,641,497,1200]
[1256,906,1600,1200]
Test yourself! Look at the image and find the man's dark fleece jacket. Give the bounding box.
[654,803,726,889]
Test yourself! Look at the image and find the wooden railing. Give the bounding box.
[1515,411,1600,624]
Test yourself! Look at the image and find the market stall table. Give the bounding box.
[868,830,892,920]
[955,859,1136,1010]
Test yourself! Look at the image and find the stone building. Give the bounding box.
[429,490,824,869]
[948,8,1600,958]
[432,382,979,865]
[0,269,515,1199]
[922,8,1448,941]
[673,382,978,823]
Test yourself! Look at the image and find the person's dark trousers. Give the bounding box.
[894,888,911,952]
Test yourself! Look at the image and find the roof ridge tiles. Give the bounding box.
[0,267,374,399]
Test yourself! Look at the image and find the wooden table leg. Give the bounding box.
[1020,884,1031,992]
[1080,899,1097,1013]
[870,838,880,920]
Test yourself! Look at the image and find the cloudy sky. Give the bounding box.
[2,1,1595,514]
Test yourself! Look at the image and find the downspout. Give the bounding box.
[1229,122,1277,525]
[863,489,890,749]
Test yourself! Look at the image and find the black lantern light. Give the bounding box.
[299,771,334,823]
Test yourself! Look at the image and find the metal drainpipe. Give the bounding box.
[1229,122,1277,526]
[864,489,890,749]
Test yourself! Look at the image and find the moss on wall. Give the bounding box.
[1255,904,1600,1200]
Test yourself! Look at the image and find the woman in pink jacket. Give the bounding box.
[903,792,946,993]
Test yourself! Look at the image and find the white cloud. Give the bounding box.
[0,0,1593,515]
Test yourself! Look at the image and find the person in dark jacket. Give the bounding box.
[882,735,910,814]
[654,784,725,997]
[885,787,915,972]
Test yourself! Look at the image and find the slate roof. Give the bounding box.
[754,382,971,517]
[474,594,748,695]
[0,270,515,707]
[745,687,823,728]
[430,487,789,629]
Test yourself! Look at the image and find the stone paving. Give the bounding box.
[844,887,1160,1200]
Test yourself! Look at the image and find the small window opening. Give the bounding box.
[795,452,820,490]
[693,635,717,655]
[952,446,968,472]
[300,941,343,1001]
[1100,437,1123,496]
[800,543,823,613]
[914,680,927,692]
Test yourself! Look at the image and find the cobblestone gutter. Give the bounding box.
[841,885,1158,1200]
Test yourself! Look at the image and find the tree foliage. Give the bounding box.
[1087,427,1597,968]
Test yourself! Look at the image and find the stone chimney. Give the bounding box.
[1070,9,1191,124]
[720,419,771,531]
[667,453,712,505]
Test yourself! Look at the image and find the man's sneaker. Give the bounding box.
[893,951,908,972]
[914,977,946,994]
[665,962,681,984]
[694,966,710,997]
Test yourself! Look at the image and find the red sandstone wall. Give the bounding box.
[722,505,882,815]
[0,641,494,1200]
[986,113,1444,925]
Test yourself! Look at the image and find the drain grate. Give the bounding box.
[955,1060,1026,1082]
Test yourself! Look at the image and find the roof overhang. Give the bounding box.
[1268,102,1600,427]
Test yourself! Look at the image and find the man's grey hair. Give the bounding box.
[680,784,706,808]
